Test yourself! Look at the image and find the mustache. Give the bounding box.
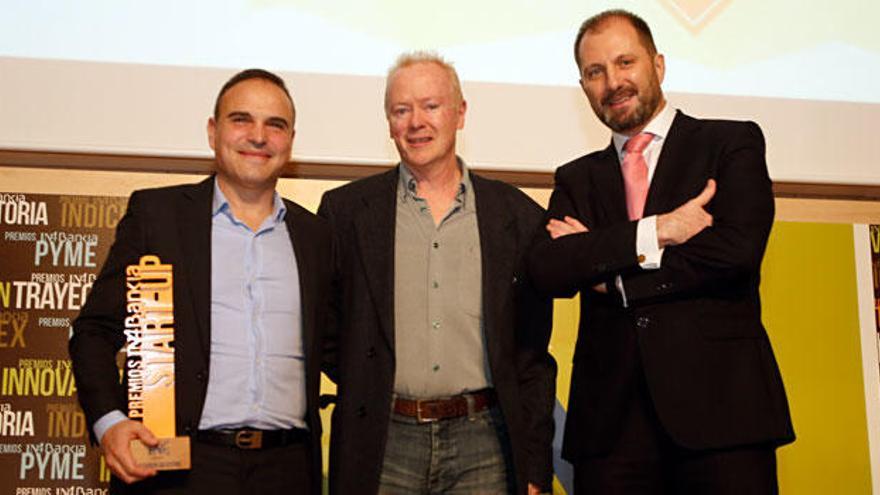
[602,86,637,106]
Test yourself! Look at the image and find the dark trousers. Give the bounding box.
[112,437,313,495]
[573,370,778,495]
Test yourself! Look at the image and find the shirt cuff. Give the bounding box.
[94,410,128,443]
[636,215,664,269]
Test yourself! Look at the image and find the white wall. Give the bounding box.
[2,56,879,184]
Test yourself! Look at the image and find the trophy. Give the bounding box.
[124,255,190,470]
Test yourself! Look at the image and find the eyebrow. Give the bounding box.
[225,111,252,120]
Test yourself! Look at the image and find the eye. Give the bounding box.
[267,120,288,130]
[584,67,603,80]
[392,107,410,118]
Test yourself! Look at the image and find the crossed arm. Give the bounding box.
[543,179,714,295]
[531,122,773,305]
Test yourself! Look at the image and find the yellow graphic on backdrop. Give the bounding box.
[660,0,731,33]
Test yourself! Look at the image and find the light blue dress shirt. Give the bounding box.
[198,182,306,430]
[93,180,306,441]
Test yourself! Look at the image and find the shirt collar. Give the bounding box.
[398,158,472,210]
[212,177,287,225]
[612,101,677,158]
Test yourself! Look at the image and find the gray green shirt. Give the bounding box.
[392,162,491,398]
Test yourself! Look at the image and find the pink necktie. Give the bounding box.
[622,132,654,220]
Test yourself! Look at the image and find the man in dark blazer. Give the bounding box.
[70,69,331,494]
[529,10,794,494]
[318,53,556,494]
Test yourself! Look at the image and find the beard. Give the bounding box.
[597,81,663,134]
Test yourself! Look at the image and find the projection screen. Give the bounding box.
[2,0,878,184]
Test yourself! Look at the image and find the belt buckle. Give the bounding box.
[415,400,436,423]
[234,429,263,449]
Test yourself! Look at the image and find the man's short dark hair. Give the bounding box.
[574,9,657,69]
[213,68,296,125]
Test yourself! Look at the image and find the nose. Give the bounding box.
[248,124,267,147]
[605,67,622,90]
[409,107,425,129]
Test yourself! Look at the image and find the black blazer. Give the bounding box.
[529,112,795,460]
[318,168,556,494]
[70,176,331,493]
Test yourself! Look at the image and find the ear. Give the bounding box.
[287,129,296,158]
[207,118,217,151]
[456,99,467,130]
[654,53,665,85]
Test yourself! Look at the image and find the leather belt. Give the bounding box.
[196,428,308,450]
[392,389,496,423]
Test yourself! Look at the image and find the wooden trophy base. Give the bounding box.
[130,436,191,471]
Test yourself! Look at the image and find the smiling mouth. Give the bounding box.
[238,150,272,159]
[604,89,636,109]
[407,136,433,146]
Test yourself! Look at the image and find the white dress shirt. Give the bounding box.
[610,102,677,306]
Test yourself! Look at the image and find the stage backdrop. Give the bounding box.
[0,192,122,493]
[1,168,878,494]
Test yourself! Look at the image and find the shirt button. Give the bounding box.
[432,281,439,288]
[432,321,440,329]
[433,242,439,249]
[432,364,440,372]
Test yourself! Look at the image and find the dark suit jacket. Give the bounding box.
[529,112,795,461]
[317,168,556,494]
[70,176,331,493]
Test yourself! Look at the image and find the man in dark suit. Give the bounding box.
[70,69,331,494]
[529,10,794,494]
[318,52,556,494]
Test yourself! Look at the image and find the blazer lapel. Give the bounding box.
[471,176,516,350]
[592,143,630,222]
[177,176,214,363]
[353,169,398,351]
[284,204,316,373]
[644,111,693,217]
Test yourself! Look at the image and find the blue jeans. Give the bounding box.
[378,406,514,494]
